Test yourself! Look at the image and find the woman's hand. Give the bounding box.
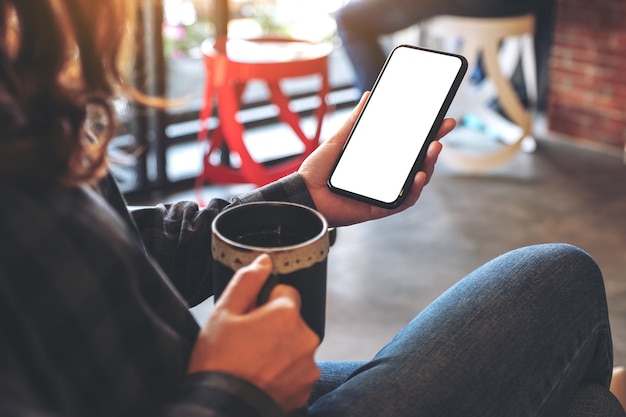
[298,93,456,227]
[188,255,320,413]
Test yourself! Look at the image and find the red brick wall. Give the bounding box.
[548,0,626,150]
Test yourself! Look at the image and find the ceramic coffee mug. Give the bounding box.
[211,202,329,339]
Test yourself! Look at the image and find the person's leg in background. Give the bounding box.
[334,0,540,94]
[308,244,624,417]
[334,0,451,92]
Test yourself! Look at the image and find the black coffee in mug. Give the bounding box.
[211,202,329,340]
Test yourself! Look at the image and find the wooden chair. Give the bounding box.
[420,14,538,172]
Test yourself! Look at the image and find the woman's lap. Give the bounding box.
[309,244,622,417]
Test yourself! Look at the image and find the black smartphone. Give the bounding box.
[327,45,467,209]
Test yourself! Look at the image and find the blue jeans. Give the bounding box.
[335,0,538,92]
[308,244,624,416]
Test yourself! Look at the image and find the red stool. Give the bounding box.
[195,37,332,192]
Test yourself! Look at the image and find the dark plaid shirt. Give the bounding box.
[0,173,315,417]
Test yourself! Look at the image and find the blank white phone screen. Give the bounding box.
[329,46,463,204]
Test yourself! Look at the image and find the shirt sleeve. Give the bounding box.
[0,372,287,417]
[233,173,316,207]
[159,372,286,417]
[130,173,316,307]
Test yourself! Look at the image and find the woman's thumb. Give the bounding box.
[215,254,273,314]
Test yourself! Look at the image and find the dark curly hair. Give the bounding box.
[0,0,132,186]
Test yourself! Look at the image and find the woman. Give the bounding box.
[0,1,623,416]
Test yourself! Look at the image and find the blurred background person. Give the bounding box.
[335,0,553,109]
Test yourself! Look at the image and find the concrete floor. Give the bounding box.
[317,135,626,364]
[145,112,626,367]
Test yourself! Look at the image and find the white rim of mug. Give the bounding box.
[211,202,329,274]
